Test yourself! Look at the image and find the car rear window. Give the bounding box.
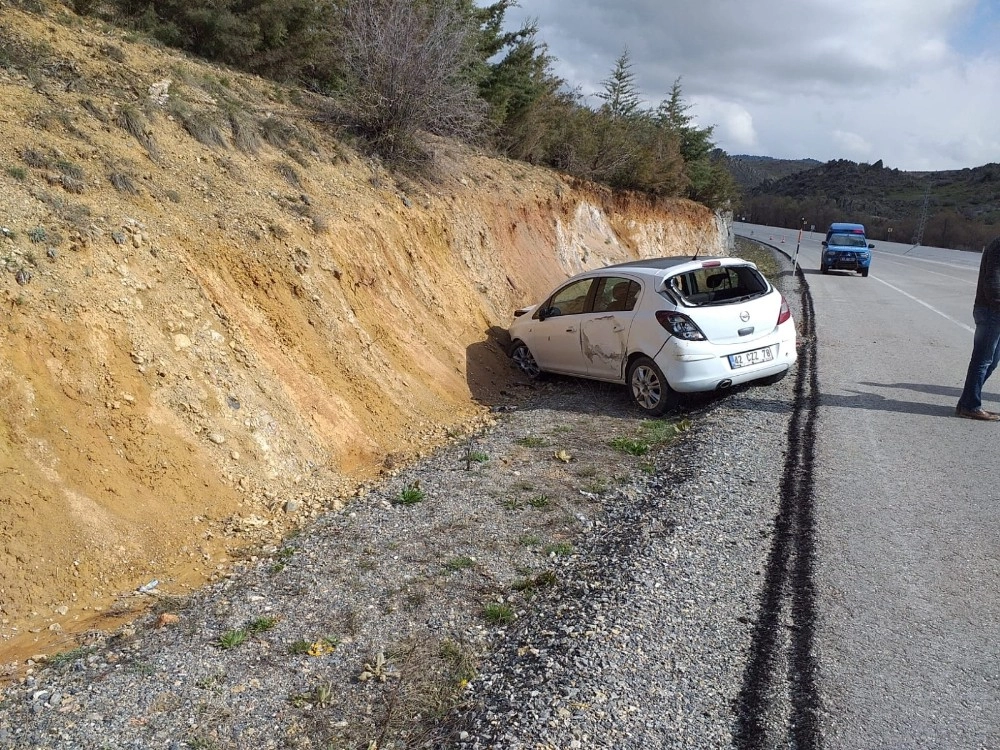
[666,265,769,307]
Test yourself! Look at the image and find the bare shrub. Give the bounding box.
[336,0,485,165]
[180,111,228,150]
[116,104,158,157]
[228,110,261,154]
[109,172,139,195]
[80,99,109,123]
[310,212,331,235]
[258,116,305,152]
[55,160,84,180]
[99,44,125,63]
[275,162,301,188]
[60,175,85,194]
[21,148,50,169]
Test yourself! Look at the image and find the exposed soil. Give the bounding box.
[0,3,728,672]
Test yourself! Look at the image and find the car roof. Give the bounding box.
[598,255,746,276]
[829,222,865,233]
[605,256,719,270]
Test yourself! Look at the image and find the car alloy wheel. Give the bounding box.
[627,356,674,416]
[511,342,541,379]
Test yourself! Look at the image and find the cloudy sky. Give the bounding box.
[501,0,1000,171]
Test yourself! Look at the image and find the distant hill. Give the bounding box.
[730,158,1000,251]
[724,155,822,190]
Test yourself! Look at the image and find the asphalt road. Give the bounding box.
[735,223,1000,749]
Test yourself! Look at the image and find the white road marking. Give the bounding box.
[873,254,978,282]
[871,276,974,333]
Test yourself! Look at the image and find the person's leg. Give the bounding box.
[958,307,1000,411]
[985,324,1000,385]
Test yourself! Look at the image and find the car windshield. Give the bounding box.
[829,234,867,247]
[666,265,769,307]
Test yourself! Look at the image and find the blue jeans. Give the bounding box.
[957,306,1000,411]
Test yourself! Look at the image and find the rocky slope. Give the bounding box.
[0,4,729,671]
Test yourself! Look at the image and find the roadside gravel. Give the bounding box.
[0,243,809,750]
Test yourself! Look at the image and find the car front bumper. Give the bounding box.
[824,251,870,269]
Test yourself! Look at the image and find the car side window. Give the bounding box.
[540,278,594,318]
[592,277,640,313]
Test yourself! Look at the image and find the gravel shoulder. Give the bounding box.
[0,243,809,750]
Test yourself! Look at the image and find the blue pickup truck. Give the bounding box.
[821,222,874,277]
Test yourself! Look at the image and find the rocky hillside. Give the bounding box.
[724,154,822,190]
[0,5,728,667]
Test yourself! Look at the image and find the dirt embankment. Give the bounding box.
[0,5,728,667]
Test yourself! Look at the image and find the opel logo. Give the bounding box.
[740,311,750,322]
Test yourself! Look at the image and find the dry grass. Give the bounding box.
[180,111,229,150]
[116,104,158,157]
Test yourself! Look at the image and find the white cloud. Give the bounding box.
[500,0,1000,170]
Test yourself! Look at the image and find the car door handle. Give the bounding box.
[565,328,576,333]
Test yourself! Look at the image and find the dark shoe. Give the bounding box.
[955,406,1000,421]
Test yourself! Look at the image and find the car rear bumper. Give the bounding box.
[657,324,797,392]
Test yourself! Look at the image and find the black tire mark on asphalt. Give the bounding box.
[735,245,823,750]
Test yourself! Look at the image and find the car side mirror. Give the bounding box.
[868,243,875,249]
[821,241,828,247]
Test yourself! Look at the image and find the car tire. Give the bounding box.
[757,368,789,386]
[626,356,675,416]
[861,267,870,277]
[820,264,829,274]
[511,341,542,380]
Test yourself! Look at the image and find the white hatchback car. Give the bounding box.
[507,256,797,415]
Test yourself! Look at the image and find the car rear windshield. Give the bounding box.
[665,265,769,307]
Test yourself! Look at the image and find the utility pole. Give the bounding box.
[911,186,931,247]
[792,217,806,275]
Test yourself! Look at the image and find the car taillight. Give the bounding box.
[777,295,791,325]
[656,310,706,341]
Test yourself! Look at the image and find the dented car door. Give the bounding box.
[580,277,640,380]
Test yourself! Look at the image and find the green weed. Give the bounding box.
[443,556,476,572]
[482,602,515,625]
[48,645,95,667]
[217,628,248,649]
[609,437,649,456]
[246,616,278,634]
[515,436,548,448]
[397,480,425,505]
[528,494,551,509]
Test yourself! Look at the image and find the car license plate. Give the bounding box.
[729,346,774,369]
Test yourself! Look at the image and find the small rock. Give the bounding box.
[208,433,225,445]
[284,498,301,514]
[156,613,179,628]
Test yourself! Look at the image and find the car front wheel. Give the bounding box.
[861,267,870,277]
[511,341,542,379]
[626,356,675,416]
